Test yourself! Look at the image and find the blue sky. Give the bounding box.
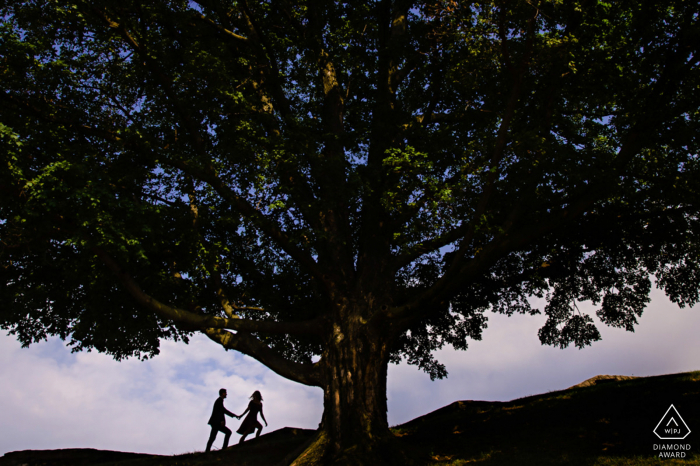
[1,287,698,456]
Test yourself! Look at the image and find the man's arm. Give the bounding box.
[223,402,238,418]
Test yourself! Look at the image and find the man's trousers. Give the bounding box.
[206,424,232,452]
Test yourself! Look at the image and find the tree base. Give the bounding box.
[288,430,416,466]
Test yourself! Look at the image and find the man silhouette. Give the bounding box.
[205,388,239,452]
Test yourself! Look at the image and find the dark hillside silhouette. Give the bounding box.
[1,371,698,465]
[0,449,160,466]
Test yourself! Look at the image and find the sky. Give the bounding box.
[1,287,699,457]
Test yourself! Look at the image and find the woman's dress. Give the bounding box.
[237,400,262,435]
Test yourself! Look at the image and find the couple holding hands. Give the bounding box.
[205,388,268,452]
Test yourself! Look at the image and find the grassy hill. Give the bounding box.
[2,371,699,465]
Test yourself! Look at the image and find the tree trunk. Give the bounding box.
[292,299,405,465]
[323,317,391,452]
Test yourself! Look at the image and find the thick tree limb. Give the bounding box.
[391,223,470,273]
[203,328,323,387]
[208,260,237,319]
[386,205,573,323]
[386,139,646,323]
[92,247,323,337]
[238,0,293,119]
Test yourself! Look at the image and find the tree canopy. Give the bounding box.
[1,0,699,463]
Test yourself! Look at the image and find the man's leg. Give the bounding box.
[222,426,232,449]
[205,426,218,452]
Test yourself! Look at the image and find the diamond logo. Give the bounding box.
[654,405,691,440]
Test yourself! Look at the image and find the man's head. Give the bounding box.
[219,388,227,398]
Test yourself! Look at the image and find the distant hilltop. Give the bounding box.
[567,374,639,390]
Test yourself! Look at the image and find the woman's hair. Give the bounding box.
[250,390,263,401]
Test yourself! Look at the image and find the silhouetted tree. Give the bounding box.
[1,1,699,463]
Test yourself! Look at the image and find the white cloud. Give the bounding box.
[1,288,698,456]
[0,335,322,456]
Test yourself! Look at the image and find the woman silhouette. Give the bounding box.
[236,390,268,443]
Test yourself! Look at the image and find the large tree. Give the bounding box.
[1,0,699,463]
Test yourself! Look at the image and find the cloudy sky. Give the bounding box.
[1,287,698,457]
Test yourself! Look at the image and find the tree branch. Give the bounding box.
[203,328,323,387]
[92,247,324,337]
[385,202,573,322]
[238,0,293,119]
[3,87,325,283]
[386,0,417,94]
[386,140,640,323]
[391,223,471,273]
[192,9,249,42]
[414,8,538,287]
[89,6,210,155]
[164,159,324,280]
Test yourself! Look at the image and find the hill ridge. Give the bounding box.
[2,371,699,465]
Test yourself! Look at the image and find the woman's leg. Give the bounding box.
[255,425,262,438]
[239,433,249,444]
